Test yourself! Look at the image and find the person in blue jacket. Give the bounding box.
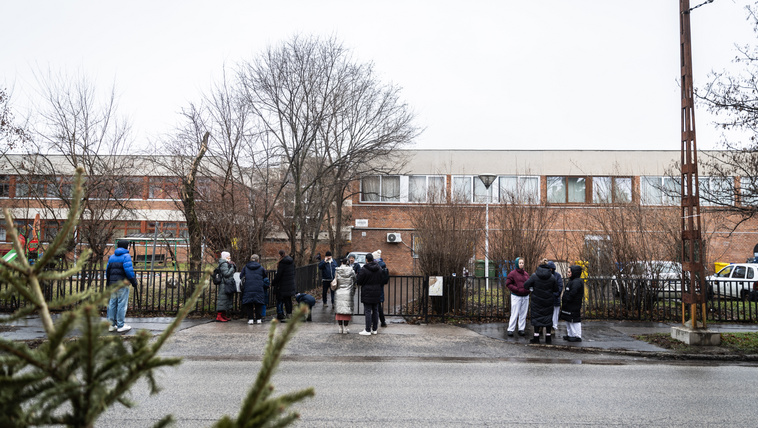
[318,251,338,308]
[240,254,269,324]
[106,240,139,333]
[295,292,316,322]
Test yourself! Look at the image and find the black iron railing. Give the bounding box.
[4,268,758,323]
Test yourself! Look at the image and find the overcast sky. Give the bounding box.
[1,0,756,152]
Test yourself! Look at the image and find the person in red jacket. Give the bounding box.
[505,257,530,337]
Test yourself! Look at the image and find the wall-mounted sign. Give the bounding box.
[429,276,443,296]
[355,219,368,227]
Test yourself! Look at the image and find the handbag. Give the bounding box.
[330,278,338,291]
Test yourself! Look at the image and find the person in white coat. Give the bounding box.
[333,257,357,334]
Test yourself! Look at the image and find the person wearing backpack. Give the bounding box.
[239,254,268,324]
[318,251,338,308]
[215,251,236,322]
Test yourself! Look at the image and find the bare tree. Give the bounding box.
[488,191,558,275]
[0,88,31,152]
[6,70,137,266]
[238,35,418,264]
[696,4,758,226]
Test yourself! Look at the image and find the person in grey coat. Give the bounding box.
[333,257,357,334]
[525,259,559,344]
[216,251,236,322]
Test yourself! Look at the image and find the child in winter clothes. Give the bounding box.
[561,265,585,342]
[295,293,316,322]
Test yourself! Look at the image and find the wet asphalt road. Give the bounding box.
[5,307,758,427]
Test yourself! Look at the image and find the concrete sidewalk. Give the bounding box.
[3,302,758,359]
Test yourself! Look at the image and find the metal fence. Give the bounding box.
[0,264,321,315]
[4,268,758,323]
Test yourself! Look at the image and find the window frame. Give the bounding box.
[547,176,587,204]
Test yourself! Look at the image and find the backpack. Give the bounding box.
[381,267,390,285]
[212,267,223,285]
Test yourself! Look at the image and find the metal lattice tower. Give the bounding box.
[679,0,708,328]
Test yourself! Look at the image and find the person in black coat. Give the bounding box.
[560,265,585,342]
[525,259,559,344]
[239,254,268,325]
[272,250,296,321]
[356,253,383,335]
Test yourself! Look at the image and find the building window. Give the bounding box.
[499,176,540,204]
[115,177,145,199]
[740,177,758,207]
[0,176,9,197]
[46,176,72,199]
[360,176,400,202]
[452,176,475,202]
[15,176,47,198]
[699,176,733,206]
[148,177,180,200]
[593,177,632,204]
[547,176,586,203]
[640,176,679,206]
[43,220,61,242]
[409,175,445,203]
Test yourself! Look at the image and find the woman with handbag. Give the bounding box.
[333,257,357,334]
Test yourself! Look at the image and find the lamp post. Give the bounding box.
[478,174,497,291]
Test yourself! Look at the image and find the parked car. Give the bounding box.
[707,263,758,300]
[613,260,683,300]
[346,251,370,268]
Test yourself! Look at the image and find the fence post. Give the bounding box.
[423,276,429,324]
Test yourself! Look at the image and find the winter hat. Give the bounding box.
[325,251,332,257]
[514,257,521,269]
[365,253,374,262]
[221,251,231,260]
[372,250,381,259]
[117,240,129,249]
[547,261,556,271]
[570,265,583,279]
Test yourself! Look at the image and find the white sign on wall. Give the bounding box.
[355,219,368,227]
[429,276,443,296]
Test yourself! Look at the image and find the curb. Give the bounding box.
[530,343,758,362]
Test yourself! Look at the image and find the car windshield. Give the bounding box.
[716,266,733,278]
[351,253,366,264]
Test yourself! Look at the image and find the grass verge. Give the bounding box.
[634,332,758,356]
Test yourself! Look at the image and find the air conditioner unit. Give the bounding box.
[387,233,402,243]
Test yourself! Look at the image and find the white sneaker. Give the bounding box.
[344,327,349,334]
[108,325,116,332]
[371,330,378,335]
[339,325,344,334]
[256,319,262,324]
[248,319,255,325]
[359,330,372,336]
[116,324,131,333]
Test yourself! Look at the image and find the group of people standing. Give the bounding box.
[321,250,389,335]
[213,248,390,335]
[215,249,298,324]
[505,257,585,343]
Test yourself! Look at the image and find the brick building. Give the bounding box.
[348,150,757,275]
[2,150,756,274]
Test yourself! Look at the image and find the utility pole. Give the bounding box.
[676,0,717,343]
